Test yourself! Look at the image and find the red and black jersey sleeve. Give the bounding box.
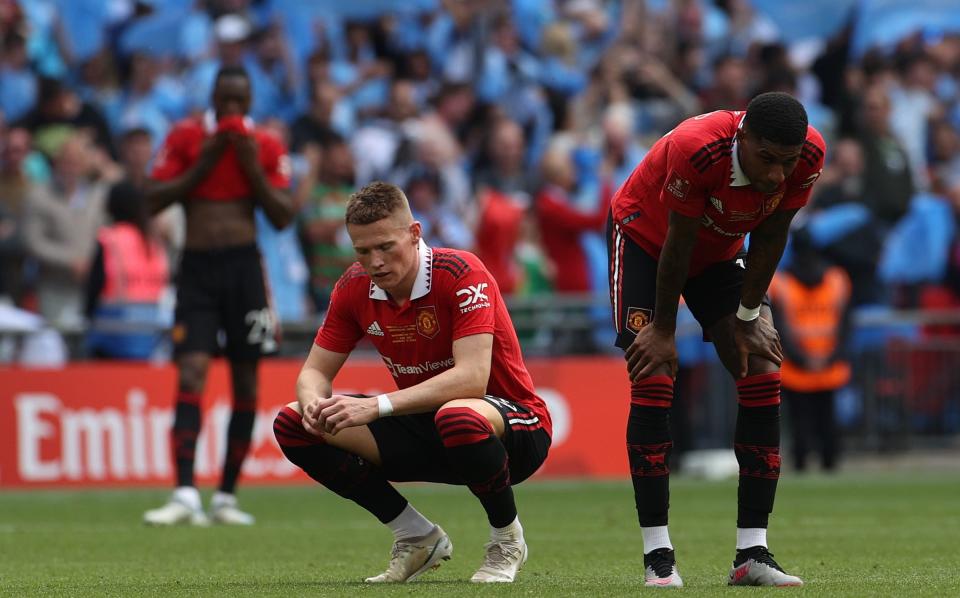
[313,266,365,353]
[435,251,497,340]
[780,126,826,211]
[658,136,723,219]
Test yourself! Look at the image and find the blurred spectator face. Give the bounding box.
[212,73,251,118]
[904,55,937,91]
[713,56,748,97]
[492,17,519,54]
[407,175,440,214]
[603,103,634,152]
[53,135,92,185]
[930,122,959,165]
[3,31,27,68]
[491,120,524,172]
[737,126,803,194]
[312,81,339,117]
[2,127,31,173]
[120,130,153,176]
[388,80,417,122]
[129,53,158,94]
[542,146,576,191]
[256,26,285,63]
[261,117,290,146]
[831,138,865,178]
[306,51,331,85]
[323,141,354,183]
[541,23,576,64]
[436,85,475,126]
[862,86,891,133]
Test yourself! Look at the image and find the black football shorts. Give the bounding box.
[173,243,278,360]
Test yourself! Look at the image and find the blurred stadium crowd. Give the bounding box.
[1,0,960,362]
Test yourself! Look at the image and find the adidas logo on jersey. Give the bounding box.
[366,321,385,336]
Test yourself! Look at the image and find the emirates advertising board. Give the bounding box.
[1,358,630,488]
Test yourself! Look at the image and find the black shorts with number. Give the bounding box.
[608,213,761,350]
[367,395,551,485]
[173,243,278,360]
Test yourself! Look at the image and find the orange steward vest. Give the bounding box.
[768,267,851,392]
[99,223,168,304]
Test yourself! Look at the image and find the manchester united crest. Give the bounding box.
[416,307,439,338]
[626,307,652,333]
[763,191,784,215]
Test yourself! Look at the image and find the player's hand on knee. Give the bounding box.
[733,315,783,378]
[320,394,379,435]
[625,325,678,382]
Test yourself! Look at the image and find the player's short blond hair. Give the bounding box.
[345,181,412,225]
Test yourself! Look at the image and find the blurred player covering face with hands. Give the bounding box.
[143,66,293,527]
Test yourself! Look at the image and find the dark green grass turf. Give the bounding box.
[1,473,958,596]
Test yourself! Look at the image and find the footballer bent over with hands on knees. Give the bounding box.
[142,66,293,526]
[607,92,824,587]
[274,182,551,583]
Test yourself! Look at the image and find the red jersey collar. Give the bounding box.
[369,239,433,301]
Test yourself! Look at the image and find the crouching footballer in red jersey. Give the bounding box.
[274,182,551,583]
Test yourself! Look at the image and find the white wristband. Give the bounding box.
[376,394,394,417]
[736,303,761,322]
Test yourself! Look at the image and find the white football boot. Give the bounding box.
[365,525,453,583]
[728,546,803,586]
[644,548,684,588]
[470,538,528,583]
[144,487,209,526]
[209,492,255,526]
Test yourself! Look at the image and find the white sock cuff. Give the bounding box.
[491,516,523,541]
[736,527,768,550]
[173,486,202,510]
[211,491,236,509]
[386,503,435,541]
[641,525,673,553]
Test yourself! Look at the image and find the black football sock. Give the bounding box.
[628,375,674,528]
[435,407,516,528]
[273,406,406,523]
[734,372,782,529]
[172,391,202,488]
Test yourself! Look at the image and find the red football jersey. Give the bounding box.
[611,110,825,275]
[314,241,552,436]
[151,112,291,201]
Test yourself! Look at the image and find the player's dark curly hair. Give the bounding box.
[346,181,410,225]
[214,65,250,87]
[743,92,808,146]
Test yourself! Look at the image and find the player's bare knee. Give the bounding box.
[177,354,209,393]
[229,361,258,397]
[746,355,780,377]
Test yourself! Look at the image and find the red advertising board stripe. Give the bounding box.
[0,358,630,488]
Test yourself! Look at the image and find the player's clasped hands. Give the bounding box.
[625,325,679,382]
[302,395,379,436]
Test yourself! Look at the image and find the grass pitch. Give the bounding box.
[1,473,958,597]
